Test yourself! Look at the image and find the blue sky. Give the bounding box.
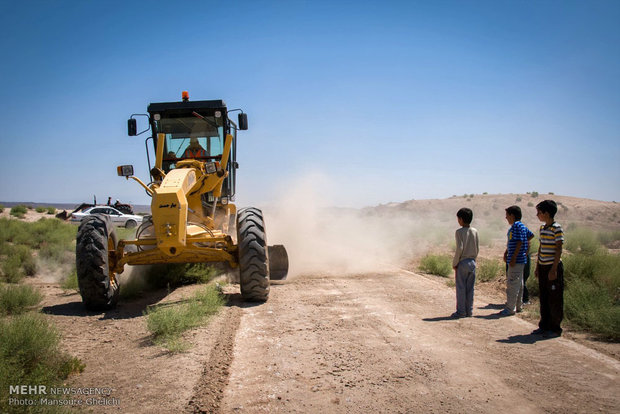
[0,0,618,208]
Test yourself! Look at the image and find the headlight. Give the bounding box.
[220,197,228,205]
[205,162,217,174]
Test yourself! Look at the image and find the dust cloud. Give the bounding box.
[262,173,435,277]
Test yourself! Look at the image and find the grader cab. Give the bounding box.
[75,92,288,310]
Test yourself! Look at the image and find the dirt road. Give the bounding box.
[38,270,619,414]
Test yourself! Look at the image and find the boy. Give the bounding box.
[501,206,534,316]
[452,208,479,318]
[533,200,564,338]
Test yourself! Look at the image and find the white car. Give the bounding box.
[70,206,144,228]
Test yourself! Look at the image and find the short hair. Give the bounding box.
[536,200,558,218]
[505,205,522,221]
[457,208,473,224]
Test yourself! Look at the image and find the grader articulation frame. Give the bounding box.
[75,93,288,310]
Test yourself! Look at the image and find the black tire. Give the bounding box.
[237,207,270,301]
[125,219,137,229]
[268,245,289,280]
[76,215,120,310]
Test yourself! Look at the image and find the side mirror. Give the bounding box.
[238,113,248,130]
[128,118,137,136]
[117,165,134,177]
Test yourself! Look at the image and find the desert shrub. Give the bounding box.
[14,244,37,276]
[598,230,620,248]
[531,191,539,197]
[516,196,522,202]
[46,206,57,215]
[145,263,220,288]
[563,252,620,340]
[1,255,25,283]
[0,245,37,281]
[419,254,452,277]
[477,259,503,282]
[5,219,76,264]
[526,271,539,297]
[9,205,27,218]
[0,313,84,413]
[564,227,602,255]
[0,244,37,283]
[527,202,534,207]
[565,276,619,341]
[549,192,555,195]
[61,269,79,292]
[0,204,4,212]
[0,284,43,315]
[145,285,225,351]
[35,207,47,213]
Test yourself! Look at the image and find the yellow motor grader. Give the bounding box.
[75,92,288,310]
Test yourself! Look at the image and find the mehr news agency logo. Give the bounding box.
[8,385,120,407]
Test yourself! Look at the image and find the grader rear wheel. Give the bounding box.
[237,207,269,301]
[76,215,120,310]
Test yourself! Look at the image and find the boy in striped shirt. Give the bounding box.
[533,200,565,338]
[501,206,533,316]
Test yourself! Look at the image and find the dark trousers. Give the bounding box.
[537,262,564,334]
[523,255,531,303]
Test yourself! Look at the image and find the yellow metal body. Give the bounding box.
[111,133,238,274]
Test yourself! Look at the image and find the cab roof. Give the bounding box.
[147,99,227,116]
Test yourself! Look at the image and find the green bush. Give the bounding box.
[61,269,79,292]
[0,313,84,413]
[419,254,452,277]
[0,244,37,282]
[598,230,620,248]
[9,205,27,218]
[526,271,539,297]
[564,227,602,255]
[563,252,620,340]
[565,277,619,341]
[145,285,225,351]
[36,207,47,213]
[145,263,220,288]
[531,191,539,197]
[0,284,43,315]
[477,259,503,282]
[1,255,25,283]
[46,206,57,215]
[0,218,76,251]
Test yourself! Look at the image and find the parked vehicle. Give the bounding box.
[70,206,143,228]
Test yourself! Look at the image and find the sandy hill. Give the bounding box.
[365,193,620,232]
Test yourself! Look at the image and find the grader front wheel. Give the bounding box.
[237,207,270,301]
[76,215,120,310]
